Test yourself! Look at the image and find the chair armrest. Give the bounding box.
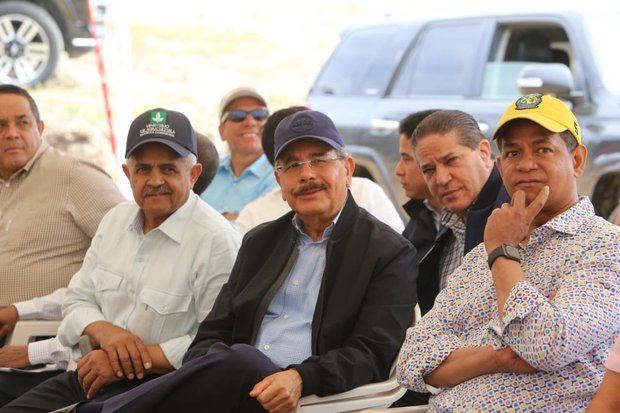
[6,320,61,345]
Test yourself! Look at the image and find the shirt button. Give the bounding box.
[293,279,300,286]
[263,344,270,351]
[283,314,289,320]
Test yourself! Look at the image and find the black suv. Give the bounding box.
[308,11,620,219]
[0,0,104,86]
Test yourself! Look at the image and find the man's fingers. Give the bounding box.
[81,369,97,396]
[105,349,123,378]
[127,343,145,379]
[249,376,273,398]
[135,339,152,370]
[87,376,106,399]
[511,190,525,209]
[116,346,135,379]
[525,185,549,220]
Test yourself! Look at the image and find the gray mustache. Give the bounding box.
[293,182,327,196]
[142,185,172,197]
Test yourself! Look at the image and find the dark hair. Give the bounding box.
[412,110,484,150]
[399,109,441,138]
[0,84,40,122]
[495,120,579,152]
[261,106,309,165]
[193,132,219,195]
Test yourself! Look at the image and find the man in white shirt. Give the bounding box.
[235,106,404,234]
[1,108,240,412]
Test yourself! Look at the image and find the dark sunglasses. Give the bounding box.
[223,108,269,123]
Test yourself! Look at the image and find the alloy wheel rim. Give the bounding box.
[0,13,51,84]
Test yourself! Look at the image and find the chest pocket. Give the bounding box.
[139,288,192,315]
[92,269,123,291]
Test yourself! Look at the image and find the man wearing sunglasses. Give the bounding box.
[200,87,278,220]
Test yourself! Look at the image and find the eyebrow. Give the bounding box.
[282,150,331,163]
[502,136,553,148]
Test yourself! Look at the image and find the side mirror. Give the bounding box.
[517,63,574,98]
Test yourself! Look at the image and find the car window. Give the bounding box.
[312,26,401,97]
[482,25,573,99]
[390,21,486,97]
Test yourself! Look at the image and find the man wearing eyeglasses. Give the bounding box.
[200,87,278,220]
[75,110,416,413]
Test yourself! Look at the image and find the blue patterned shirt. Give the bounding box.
[254,214,338,368]
[397,197,620,411]
[200,154,277,215]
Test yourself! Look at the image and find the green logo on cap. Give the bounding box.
[150,110,167,125]
[515,94,542,110]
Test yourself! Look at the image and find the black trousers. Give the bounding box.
[78,343,280,413]
[0,370,159,412]
[0,370,63,407]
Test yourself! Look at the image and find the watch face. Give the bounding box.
[504,244,521,259]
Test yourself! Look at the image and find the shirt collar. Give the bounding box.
[537,197,594,236]
[219,154,272,178]
[292,206,344,243]
[128,192,197,243]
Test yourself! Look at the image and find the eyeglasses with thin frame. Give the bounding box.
[275,154,345,174]
[222,108,269,123]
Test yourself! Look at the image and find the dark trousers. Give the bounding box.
[0,370,64,407]
[0,370,159,413]
[78,343,280,413]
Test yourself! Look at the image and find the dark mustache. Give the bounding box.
[293,182,327,196]
[142,185,172,197]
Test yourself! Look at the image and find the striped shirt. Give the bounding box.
[0,144,124,305]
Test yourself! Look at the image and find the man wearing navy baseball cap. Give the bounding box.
[2,108,241,412]
[74,110,417,413]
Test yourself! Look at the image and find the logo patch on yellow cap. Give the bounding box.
[515,94,542,110]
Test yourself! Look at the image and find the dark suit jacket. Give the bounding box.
[184,193,418,397]
[410,165,509,315]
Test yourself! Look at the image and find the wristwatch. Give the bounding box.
[487,244,521,269]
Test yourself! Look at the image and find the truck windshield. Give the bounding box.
[585,13,620,94]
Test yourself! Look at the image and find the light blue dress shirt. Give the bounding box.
[254,212,340,368]
[58,192,241,368]
[200,154,277,215]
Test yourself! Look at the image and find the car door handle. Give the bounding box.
[370,118,399,136]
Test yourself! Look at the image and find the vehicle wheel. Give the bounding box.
[0,1,64,86]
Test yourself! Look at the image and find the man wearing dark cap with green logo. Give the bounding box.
[397,94,620,411]
[72,109,416,413]
[1,109,240,412]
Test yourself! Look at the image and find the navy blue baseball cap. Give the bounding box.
[273,110,344,160]
[126,108,197,158]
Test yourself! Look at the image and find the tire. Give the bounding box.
[0,1,64,86]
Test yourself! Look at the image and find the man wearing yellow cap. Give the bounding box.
[396,94,620,411]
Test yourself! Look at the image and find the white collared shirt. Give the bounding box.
[57,192,240,368]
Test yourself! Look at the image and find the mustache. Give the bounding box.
[293,181,327,196]
[142,185,172,197]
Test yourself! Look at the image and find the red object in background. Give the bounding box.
[86,0,116,157]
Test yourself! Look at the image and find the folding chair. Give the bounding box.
[6,320,61,345]
[295,306,426,412]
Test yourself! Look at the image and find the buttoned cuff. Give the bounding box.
[28,337,70,370]
[159,335,192,369]
[13,301,38,319]
[57,308,106,347]
[500,280,546,330]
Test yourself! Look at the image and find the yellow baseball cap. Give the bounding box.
[493,94,582,145]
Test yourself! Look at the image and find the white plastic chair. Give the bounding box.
[295,306,425,412]
[5,320,61,345]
